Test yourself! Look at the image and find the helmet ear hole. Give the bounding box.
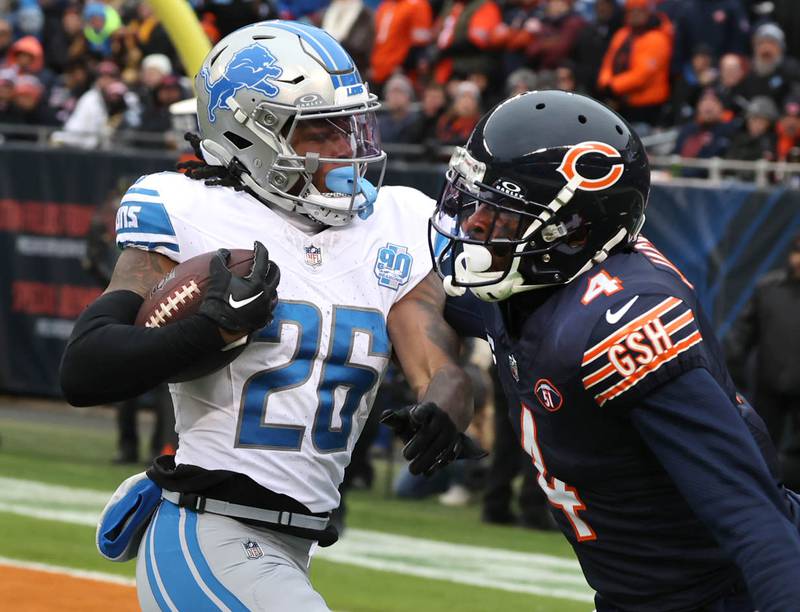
[223,131,253,150]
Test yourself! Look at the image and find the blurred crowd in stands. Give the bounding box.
[1,0,800,168]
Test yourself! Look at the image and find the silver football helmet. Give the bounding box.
[195,20,386,226]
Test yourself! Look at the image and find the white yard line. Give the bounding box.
[0,476,594,603]
[0,555,136,587]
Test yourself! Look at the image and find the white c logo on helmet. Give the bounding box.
[556,141,624,192]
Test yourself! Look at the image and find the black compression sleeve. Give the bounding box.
[59,290,226,407]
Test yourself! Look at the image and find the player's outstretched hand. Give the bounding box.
[381,402,487,476]
[199,241,280,335]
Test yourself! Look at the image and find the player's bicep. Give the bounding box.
[105,248,176,298]
[387,270,460,396]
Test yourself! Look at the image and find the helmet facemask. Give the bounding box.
[430,147,632,302]
[203,94,386,226]
[272,103,386,225]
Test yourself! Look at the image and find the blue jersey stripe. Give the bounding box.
[126,187,160,197]
[153,502,219,611]
[184,509,250,611]
[116,200,177,239]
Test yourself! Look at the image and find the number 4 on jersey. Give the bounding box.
[581,270,623,305]
[521,404,597,542]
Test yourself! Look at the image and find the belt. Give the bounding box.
[161,490,329,531]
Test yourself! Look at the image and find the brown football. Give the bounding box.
[136,249,256,382]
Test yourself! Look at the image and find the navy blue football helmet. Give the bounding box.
[430,91,650,302]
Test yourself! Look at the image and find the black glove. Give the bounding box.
[380,402,487,476]
[199,241,280,334]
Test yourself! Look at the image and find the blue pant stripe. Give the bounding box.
[184,509,250,612]
[153,501,220,611]
[144,507,172,612]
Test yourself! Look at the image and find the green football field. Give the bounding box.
[0,400,593,612]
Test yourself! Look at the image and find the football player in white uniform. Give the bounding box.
[61,21,475,611]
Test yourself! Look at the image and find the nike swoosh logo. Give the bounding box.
[605,295,639,325]
[228,291,263,309]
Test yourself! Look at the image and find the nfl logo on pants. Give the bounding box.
[243,540,263,560]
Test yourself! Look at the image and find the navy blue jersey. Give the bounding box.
[447,238,800,612]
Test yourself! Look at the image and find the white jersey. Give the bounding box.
[115,172,434,512]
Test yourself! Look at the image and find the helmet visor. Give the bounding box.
[285,111,382,163]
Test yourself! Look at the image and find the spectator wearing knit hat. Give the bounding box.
[377,74,421,144]
[5,35,54,89]
[128,75,184,148]
[0,75,55,141]
[82,2,122,59]
[596,0,673,126]
[740,23,800,109]
[724,96,778,179]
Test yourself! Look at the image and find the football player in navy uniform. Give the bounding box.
[420,91,800,611]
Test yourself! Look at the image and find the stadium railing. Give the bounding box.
[2,123,800,188]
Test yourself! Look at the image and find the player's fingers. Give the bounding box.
[248,241,270,280]
[409,430,450,475]
[402,423,437,462]
[209,248,232,275]
[409,402,435,427]
[263,259,281,290]
[380,408,405,429]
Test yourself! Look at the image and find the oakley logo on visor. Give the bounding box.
[556,141,624,192]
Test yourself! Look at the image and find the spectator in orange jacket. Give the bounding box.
[432,0,503,85]
[597,0,673,126]
[370,0,433,87]
[777,96,800,163]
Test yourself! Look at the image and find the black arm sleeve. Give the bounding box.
[59,290,226,407]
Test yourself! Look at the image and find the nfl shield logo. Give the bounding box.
[304,244,322,268]
[508,354,519,382]
[243,540,263,560]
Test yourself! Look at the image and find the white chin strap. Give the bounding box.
[442,176,630,303]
